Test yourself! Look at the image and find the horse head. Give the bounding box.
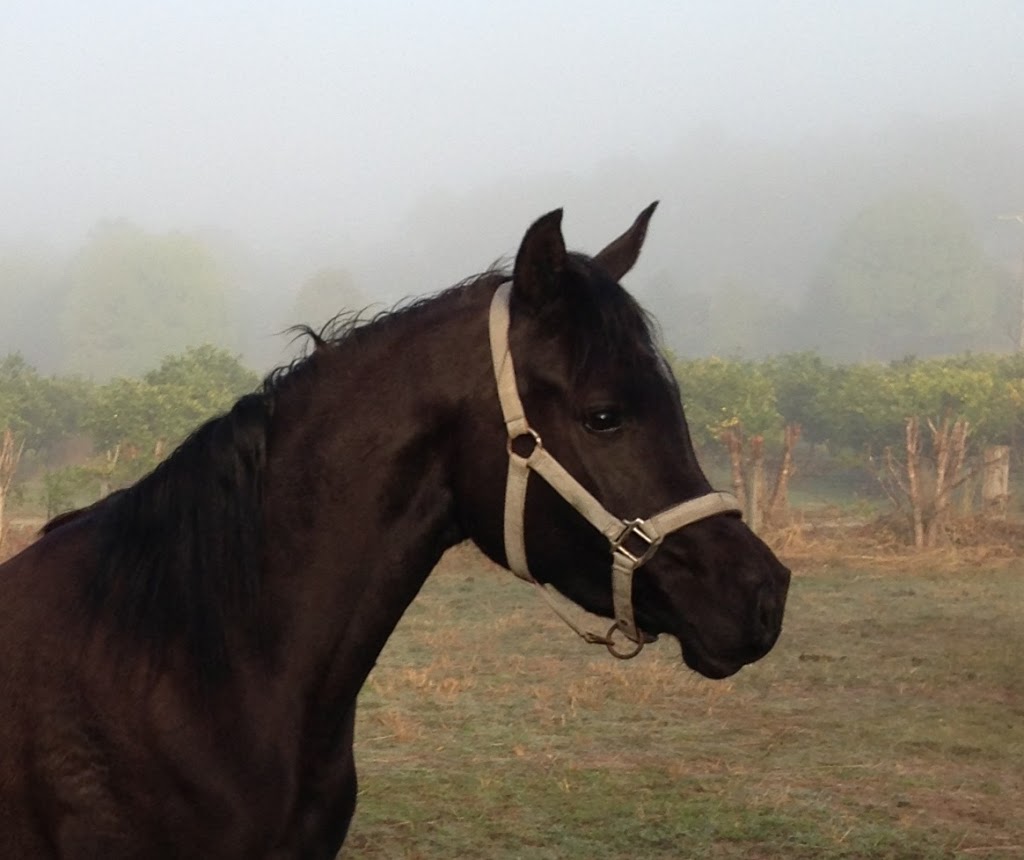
[458,205,790,679]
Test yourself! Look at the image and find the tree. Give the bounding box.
[672,356,800,528]
[0,429,24,552]
[0,354,93,460]
[673,357,782,450]
[875,414,971,549]
[84,345,259,486]
[59,222,240,379]
[929,353,1024,450]
[799,190,1004,360]
[0,355,38,442]
[763,353,843,446]
[677,351,1024,533]
[142,345,260,447]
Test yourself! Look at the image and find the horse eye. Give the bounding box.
[583,407,623,434]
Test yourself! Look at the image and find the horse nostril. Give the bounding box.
[754,582,782,647]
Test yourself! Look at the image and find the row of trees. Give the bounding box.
[672,352,1023,546]
[2,345,1021,551]
[675,352,1024,454]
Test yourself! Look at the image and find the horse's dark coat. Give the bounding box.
[0,206,789,858]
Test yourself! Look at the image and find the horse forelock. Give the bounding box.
[535,253,660,385]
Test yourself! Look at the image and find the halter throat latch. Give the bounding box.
[487,282,741,658]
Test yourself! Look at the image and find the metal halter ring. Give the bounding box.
[507,428,542,460]
[604,622,645,660]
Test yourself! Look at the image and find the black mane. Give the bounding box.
[85,392,271,682]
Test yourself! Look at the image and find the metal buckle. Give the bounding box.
[612,519,660,567]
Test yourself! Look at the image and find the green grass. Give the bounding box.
[340,547,1023,859]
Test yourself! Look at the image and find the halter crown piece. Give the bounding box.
[488,283,742,658]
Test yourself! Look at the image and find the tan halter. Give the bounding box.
[488,282,742,658]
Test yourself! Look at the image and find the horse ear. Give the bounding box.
[512,208,567,310]
[593,201,659,282]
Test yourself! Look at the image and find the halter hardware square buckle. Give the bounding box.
[612,519,661,567]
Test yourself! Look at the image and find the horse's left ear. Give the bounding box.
[512,208,567,310]
[594,201,659,282]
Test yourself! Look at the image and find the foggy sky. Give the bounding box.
[6,1,1023,266]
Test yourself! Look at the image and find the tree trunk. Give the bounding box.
[747,435,766,533]
[720,426,748,516]
[98,444,121,499]
[905,417,925,550]
[0,429,24,553]
[766,423,801,527]
[925,416,969,548]
[981,445,1011,519]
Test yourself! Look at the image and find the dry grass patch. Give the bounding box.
[345,544,1023,859]
[767,509,1024,573]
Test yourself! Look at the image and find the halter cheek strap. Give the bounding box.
[488,282,741,658]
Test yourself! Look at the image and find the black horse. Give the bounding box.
[0,205,789,857]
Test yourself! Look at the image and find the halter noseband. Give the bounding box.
[488,282,741,658]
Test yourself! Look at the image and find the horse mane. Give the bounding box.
[84,392,271,682]
[70,262,654,684]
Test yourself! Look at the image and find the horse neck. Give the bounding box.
[260,283,493,704]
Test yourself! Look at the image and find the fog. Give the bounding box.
[4,2,1024,372]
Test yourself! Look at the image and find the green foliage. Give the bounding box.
[2,345,257,504]
[0,355,37,438]
[59,221,240,379]
[0,354,94,455]
[42,466,99,518]
[84,377,162,456]
[672,356,782,448]
[811,355,1024,452]
[143,344,261,445]
[85,345,259,456]
[762,353,842,444]
[671,351,1024,456]
[921,353,1024,446]
[818,363,908,452]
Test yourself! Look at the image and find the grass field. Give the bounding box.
[340,545,1023,860]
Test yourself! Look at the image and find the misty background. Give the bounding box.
[3,2,1024,377]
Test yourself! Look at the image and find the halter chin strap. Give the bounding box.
[488,282,742,658]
